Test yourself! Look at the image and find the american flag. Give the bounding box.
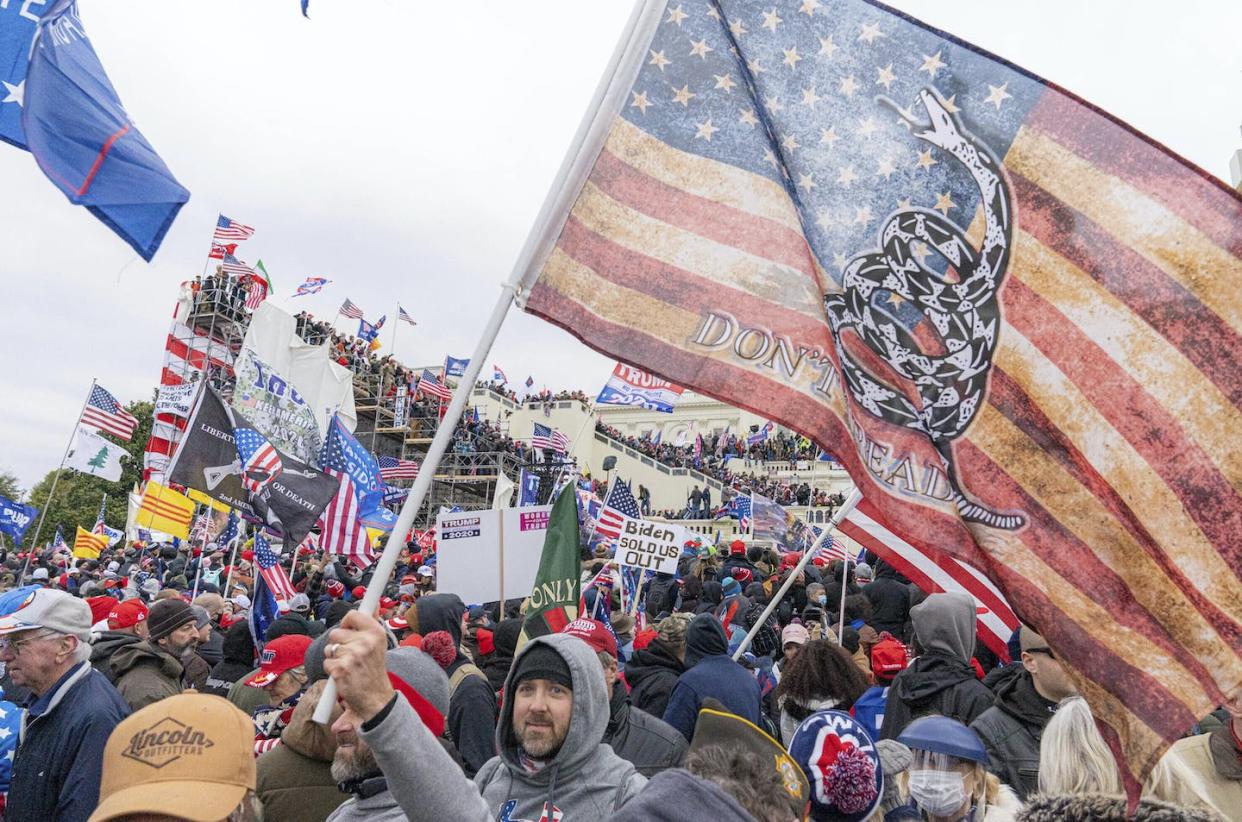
[219,254,252,277]
[218,510,241,546]
[213,214,255,242]
[208,242,236,260]
[377,455,420,481]
[812,529,854,564]
[81,384,138,441]
[717,494,752,533]
[397,305,417,326]
[318,471,376,568]
[292,277,330,298]
[254,532,297,602]
[91,495,108,537]
[245,274,268,310]
[596,479,641,540]
[418,369,452,401]
[492,365,507,384]
[339,298,365,319]
[532,423,569,453]
[516,1,1242,789]
[234,426,283,494]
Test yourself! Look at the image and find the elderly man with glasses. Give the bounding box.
[0,589,129,822]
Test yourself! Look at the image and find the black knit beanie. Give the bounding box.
[147,599,196,642]
[511,643,572,691]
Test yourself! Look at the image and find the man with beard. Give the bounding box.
[326,646,452,821]
[110,598,199,711]
[323,610,647,820]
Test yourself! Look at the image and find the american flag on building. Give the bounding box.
[213,214,255,243]
[254,532,297,602]
[234,426,283,494]
[516,0,1242,789]
[531,423,569,453]
[339,298,365,320]
[418,369,452,401]
[377,455,420,481]
[596,479,641,540]
[81,384,138,441]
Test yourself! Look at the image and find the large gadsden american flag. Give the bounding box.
[519,0,1242,790]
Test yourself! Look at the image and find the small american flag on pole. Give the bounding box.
[377,455,420,481]
[80,384,138,441]
[418,370,452,401]
[254,532,297,602]
[339,298,365,320]
[220,254,252,277]
[596,480,641,540]
[532,423,569,453]
[213,214,255,243]
[397,305,417,326]
[813,530,855,564]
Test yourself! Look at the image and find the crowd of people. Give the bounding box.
[0,520,1236,822]
[188,269,257,324]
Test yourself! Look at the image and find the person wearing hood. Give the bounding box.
[970,626,1077,799]
[662,613,762,742]
[626,613,689,719]
[864,557,914,640]
[881,592,994,741]
[406,592,497,775]
[88,599,149,683]
[111,598,199,710]
[481,617,522,696]
[204,620,257,697]
[696,580,724,615]
[323,610,647,820]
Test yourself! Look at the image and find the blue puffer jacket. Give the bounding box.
[7,661,130,822]
[662,614,762,741]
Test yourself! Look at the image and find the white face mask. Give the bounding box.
[908,769,969,817]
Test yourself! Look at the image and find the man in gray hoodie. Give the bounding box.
[325,610,647,820]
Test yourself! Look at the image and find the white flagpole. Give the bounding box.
[314,0,657,725]
[732,488,862,660]
[25,379,96,577]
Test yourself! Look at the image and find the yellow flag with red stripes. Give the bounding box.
[73,527,108,559]
[136,481,195,540]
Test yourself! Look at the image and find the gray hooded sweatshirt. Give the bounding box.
[359,632,647,821]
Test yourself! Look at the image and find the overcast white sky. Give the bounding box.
[1,0,1239,492]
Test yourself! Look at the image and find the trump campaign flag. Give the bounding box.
[596,362,684,413]
[9,1,188,260]
[516,0,1242,789]
[0,497,38,546]
[444,356,470,378]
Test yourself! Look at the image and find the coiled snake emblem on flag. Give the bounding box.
[825,90,1024,530]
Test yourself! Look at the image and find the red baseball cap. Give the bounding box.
[107,599,150,630]
[561,618,617,659]
[325,580,345,597]
[870,634,909,680]
[245,634,312,687]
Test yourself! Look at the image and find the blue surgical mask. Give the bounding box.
[815,595,827,605]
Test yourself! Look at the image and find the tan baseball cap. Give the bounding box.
[88,694,256,822]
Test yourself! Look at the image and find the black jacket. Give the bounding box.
[880,652,993,740]
[88,630,141,683]
[863,563,912,638]
[604,684,687,776]
[625,639,686,719]
[970,667,1057,799]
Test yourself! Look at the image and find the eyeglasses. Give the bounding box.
[0,630,60,655]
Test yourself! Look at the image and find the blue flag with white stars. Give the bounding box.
[319,414,396,531]
[0,0,41,148]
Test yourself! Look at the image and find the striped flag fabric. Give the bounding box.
[714,494,751,533]
[213,214,254,242]
[596,479,641,540]
[838,498,1019,663]
[234,426,283,494]
[208,242,236,260]
[248,261,274,309]
[219,254,252,277]
[515,0,1242,789]
[72,526,107,560]
[136,481,195,540]
[254,532,297,602]
[531,423,569,453]
[318,471,376,569]
[377,455,420,481]
[417,369,453,401]
[397,305,417,326]
[292,277,330,297]
[80,384,138,441]
[339,298,365,320]
[812,531,854,565]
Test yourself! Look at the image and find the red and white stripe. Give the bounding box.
[838,499,1019,662]
[319,471,376,569]
[259,563,297,602]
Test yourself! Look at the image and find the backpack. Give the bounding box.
[449,662,487,697]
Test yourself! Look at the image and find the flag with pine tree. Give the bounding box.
[518,485,581,647]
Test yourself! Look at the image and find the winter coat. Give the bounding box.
[1017,793,1223,822]
[1145,726,1242,820]
[412,593,497,776]
[864,562,912,638]
[607,768,757,822]
[480,618,522,695]
[88,630,141,683]
[110,640,184,711]
[971,668,1057,799]
[355,633,647,822]
[256,681,347,822]
[7,662,129,822]
[624,639,685,720]
[196,625,226,666]
[182,650,211,691]
[604,684,687,776]
[880,593,993,740]
[663,614,762,742]
[203,659,253,697]
[324,778,405,822]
